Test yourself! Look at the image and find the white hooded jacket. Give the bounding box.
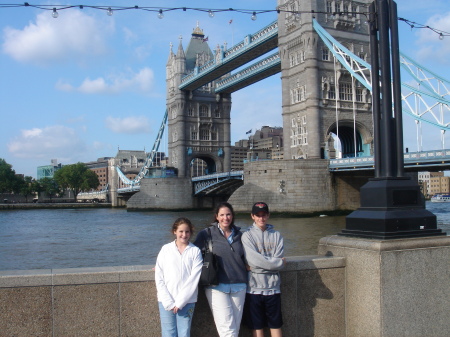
[155,241,203,310]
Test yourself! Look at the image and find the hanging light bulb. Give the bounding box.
[107,7,113,16]
[157,9,164,19]
[52,8,58,18]
[251,12,257,21]
[208,10,215,18]
[439,33,444,40]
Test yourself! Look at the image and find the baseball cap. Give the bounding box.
[252,202,269,214]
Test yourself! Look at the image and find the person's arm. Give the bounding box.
[193,229,207,251]
[174,247,203,310]
[242,232,285,272]
[155,247,175,310]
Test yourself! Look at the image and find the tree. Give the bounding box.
[53,163,100,201]
[0,158,20,193]
[19,176,34,202]
[38,177,61,201]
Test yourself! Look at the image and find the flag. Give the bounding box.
[246,129,252,134]
[229,19,233,24]
[202,36,208,43]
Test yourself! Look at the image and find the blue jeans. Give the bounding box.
[158,302,196,337]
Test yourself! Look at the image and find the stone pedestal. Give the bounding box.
[318,235,450,337]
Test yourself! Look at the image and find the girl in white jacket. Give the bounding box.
[155,217,203,337]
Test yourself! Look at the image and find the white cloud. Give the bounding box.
[105,116,151,134]
[56,67,155,95]
[7,126,87,160]
[415,12,450,64]
[2,10,111,65]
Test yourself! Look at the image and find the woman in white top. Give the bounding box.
[155,217,203,337]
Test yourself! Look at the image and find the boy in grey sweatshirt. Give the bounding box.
[242,202,286,337]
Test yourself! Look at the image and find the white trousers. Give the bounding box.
[204,287,246,337]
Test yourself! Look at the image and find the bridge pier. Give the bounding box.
[127,177,195,210]
[229,159,356,213]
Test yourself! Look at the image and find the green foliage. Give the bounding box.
[53,163,100,200]
[19,176,34,202]
[38,177,62,200]
[0,158,21,193]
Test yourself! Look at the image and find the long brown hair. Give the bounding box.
[212,202,235,227]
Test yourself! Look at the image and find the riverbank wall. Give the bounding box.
[0,203,113,210]
[0,255,345,337]
[2,235,449,336]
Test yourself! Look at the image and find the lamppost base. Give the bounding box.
[339,177,446,239]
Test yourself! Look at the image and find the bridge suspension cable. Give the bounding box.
[116,109,168,187]
[313,19,450,141]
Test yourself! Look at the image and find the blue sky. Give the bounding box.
[1,0,449,177]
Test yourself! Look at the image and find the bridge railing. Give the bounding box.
[191,171,244,182]
[329,149,450,170]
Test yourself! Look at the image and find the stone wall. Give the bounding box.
[0,256,345,337]
[229,159,338,213]
[127,177,194,210]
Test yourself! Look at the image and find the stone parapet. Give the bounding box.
[318,235,450,337]
[0,256,345,337]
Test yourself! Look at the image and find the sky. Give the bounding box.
[1,0,450,178]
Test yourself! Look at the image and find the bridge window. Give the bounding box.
[339,82,353,101]
[200,129,210,140]
[322,48,329,61]
[214,108,220,118]
[358,52,365,61]
[343,2,349,15]
[351,5,358,17]
[291,85,306,104]
[211,130,217,141]
[300,51,305,63]
[199,105,209,117]
[356,88,363,102]
[191,131,198,140]
[328,85,336,99]
[326,1,333,13]
[188,107,194,116]
[335,1,341,12]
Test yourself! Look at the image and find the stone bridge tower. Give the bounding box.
[277,0,373,160]
[166,24,232,178]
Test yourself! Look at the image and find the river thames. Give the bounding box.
[0,202,448,271]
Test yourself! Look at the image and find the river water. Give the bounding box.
[0,202,448,271]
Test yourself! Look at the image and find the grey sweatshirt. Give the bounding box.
[242,223,285,294]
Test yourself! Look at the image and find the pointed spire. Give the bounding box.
[177,35,185,59]
[167,42,174,65]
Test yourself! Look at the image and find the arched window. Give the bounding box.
[200,129,210,140]
[199,105,209,117]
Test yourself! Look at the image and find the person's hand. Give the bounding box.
[282,257,286,265]
[246,264,251,271]
[172,306,179,314]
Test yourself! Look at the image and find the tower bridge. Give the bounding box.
[111,0,450,213]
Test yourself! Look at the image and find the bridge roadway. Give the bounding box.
[113,149,450,197]
[329,149,450,172]
[179,21,278,92]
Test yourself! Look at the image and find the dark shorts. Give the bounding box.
[244,293,283,330]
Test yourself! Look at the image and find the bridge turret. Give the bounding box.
[167,23,231,178]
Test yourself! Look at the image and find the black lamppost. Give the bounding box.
[339,0,445,239]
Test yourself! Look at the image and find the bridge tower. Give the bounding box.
[166,23,232,178]
[277,0,373,159]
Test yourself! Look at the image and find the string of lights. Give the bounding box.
[0,3,448,39]
[398,17,450,40]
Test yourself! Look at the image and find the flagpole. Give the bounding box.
[229,19,234,46]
